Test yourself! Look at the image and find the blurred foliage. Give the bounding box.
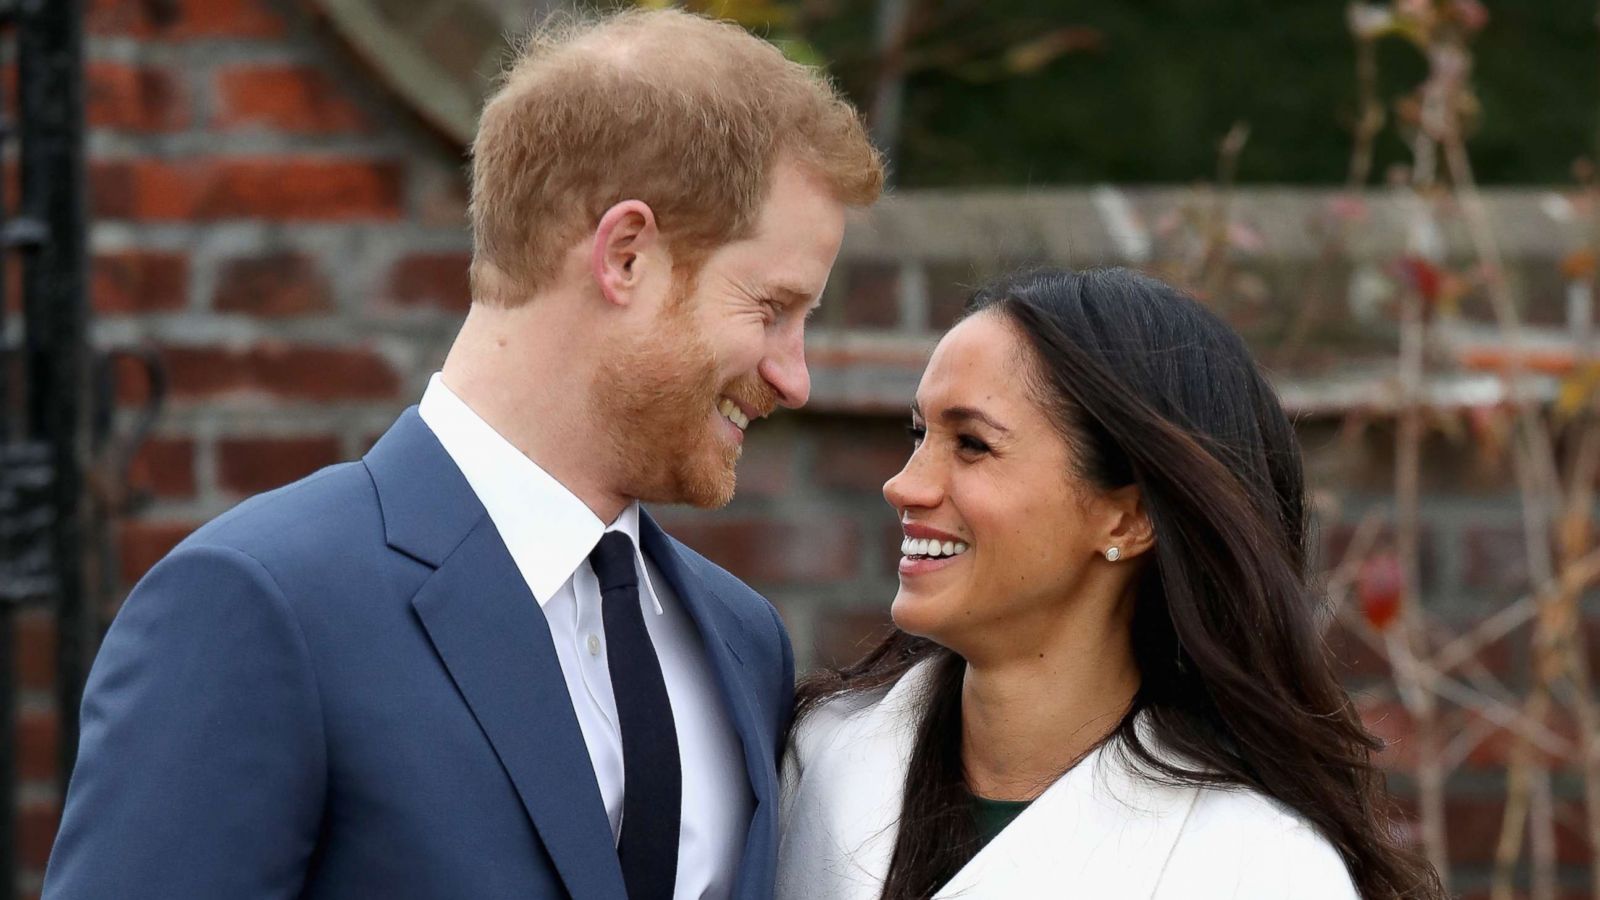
[633,0,827,66]
[649,0,1600,187]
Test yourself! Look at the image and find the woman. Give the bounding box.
[778,268,1441,899]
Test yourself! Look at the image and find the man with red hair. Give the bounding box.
[45,9,882,900]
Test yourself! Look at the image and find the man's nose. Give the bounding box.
[760,329,811,409]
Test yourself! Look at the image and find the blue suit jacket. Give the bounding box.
[43,409,796,899]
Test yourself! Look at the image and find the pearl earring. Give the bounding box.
[1104,547,1121,562]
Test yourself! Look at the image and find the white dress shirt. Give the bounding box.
[419,374,752,900]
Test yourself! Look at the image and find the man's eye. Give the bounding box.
[906,424,926,445]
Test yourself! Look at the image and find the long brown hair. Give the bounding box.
[794,268,1442,899]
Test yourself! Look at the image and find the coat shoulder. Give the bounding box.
[1162,785,1358,898]
[789,687,890,766]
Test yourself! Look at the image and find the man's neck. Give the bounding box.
[440,302,632,524]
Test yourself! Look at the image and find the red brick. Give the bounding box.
[215,65,370,134]
[1398,793,1587,868]
[92,250,188,314]
[416,167,470,227]
[87,0,287,39]
[1324,620,1392,681]
[841,262,901,329]
[128,437,197,499]
[17,799,60,870]
[1358,698,1416,771]
[1319,521,1439,593]
[730,430,795,500]
[17,708,59,782]
[92,159,404,222]
[927,263,979,330]
[86,62,188,132]
[813,607,894,670]
[119,520,200,586]
[120,344,400,404]
[217,436,342,495]
[813,422,911,494]
[132,347,247,403]
[14,610,54,692]
[387,252,471,312]
[657,516,861,585]
[1461,524,1545,593]
[249,343,401,401]
[1457,707,1580,772]
[213,253,332,317]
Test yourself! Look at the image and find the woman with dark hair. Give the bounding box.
[777,268,1441,899]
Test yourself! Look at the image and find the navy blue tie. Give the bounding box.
[589,532,681,900]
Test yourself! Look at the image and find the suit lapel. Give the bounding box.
[637,512,776,896]
[367,410,628,900]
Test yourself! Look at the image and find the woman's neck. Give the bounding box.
[958,610,1140,802]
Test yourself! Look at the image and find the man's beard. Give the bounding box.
[593,293,772,509]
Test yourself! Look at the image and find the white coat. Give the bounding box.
[778,660,1360,899]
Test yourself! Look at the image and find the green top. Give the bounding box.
[969,793,1033,849]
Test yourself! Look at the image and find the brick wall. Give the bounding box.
[8,0,1596,895]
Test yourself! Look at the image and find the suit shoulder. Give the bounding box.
[664,535,782,627]
[181,460,381,569]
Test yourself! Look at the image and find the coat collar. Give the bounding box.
[783,658,1201,900]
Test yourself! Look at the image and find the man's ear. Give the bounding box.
[590,200,662,308]
[1102,484,1155,561]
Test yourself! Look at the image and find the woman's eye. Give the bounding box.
[906,424,926,445]
[958,435,991,454]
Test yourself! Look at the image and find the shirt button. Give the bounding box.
[587,634,602,656]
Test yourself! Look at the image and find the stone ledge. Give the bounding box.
[804,330,1564,418]
[844,186,1591,264]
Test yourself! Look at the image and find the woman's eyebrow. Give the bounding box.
[909,400,1011,434]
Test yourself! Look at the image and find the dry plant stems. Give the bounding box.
[1427,40,1600,900]
[1392,269,1451,882]
[1273,14,1387,369]
[1199,122,1250,302]
[1318,4,1600,892]
[1161,4,1600,888]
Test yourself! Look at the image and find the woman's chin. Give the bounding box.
[890,591,953,643]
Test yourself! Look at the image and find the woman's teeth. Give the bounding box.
[900,537,970,559]
[718,398,749,431]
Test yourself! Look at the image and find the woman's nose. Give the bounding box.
[883,448,940,512]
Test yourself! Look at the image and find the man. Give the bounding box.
[43,9,882,899]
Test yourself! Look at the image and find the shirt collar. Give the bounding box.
[417,374,663,614]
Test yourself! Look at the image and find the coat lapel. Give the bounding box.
[932,723,1200,898]
[637,511,776,898]
[366,410,628,900]
[785,656,1200,900]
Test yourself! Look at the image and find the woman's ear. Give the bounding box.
[590,200,661,308]
[1102,484,1155,561]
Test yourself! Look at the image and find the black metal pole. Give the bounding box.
[0,607,13,900]
[19,0,88,787]
[0,3,21,895]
